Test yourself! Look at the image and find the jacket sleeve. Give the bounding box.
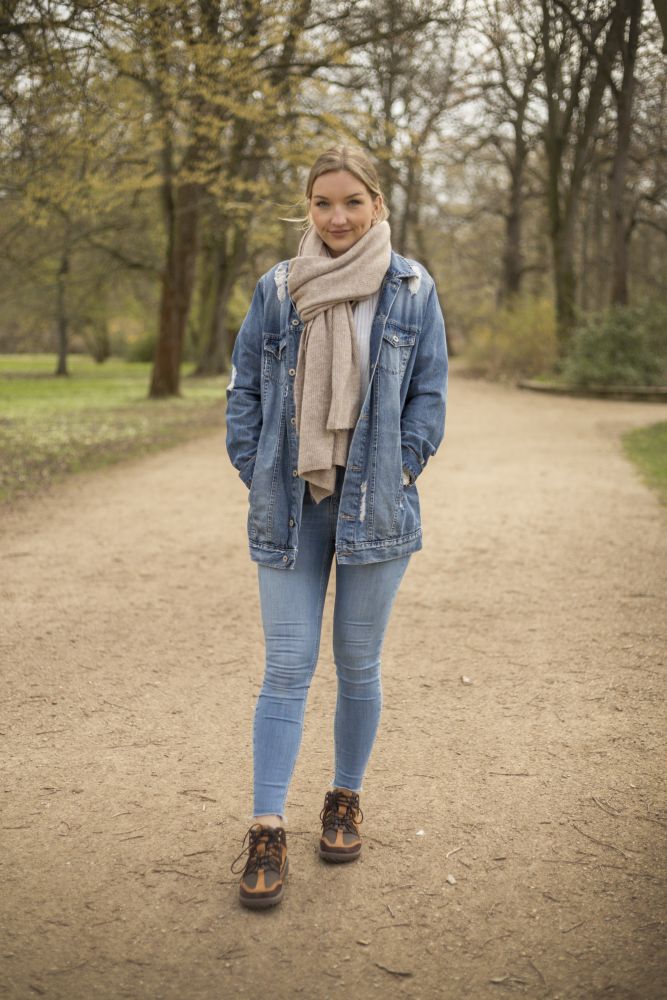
[225,277,265,488]
[400,281,448,484]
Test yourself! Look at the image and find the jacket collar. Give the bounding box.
[386,250,417,279]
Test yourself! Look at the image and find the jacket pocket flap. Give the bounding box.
[262,333,287,359]
[382,325,417,348]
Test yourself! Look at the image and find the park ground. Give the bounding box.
[1,373,665,1000]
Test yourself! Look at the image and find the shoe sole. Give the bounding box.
[239,857,289,909]
[319,845,361,863]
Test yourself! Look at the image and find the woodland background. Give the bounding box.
[1,0,666,396]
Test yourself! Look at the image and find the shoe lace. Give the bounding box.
[319,791,363,833]
[230,824,286,876]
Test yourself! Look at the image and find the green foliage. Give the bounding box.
[623,421,667,506]
[0,354,225,503]
[561,302,667,387]
[463,296,558,379]
[126,330,157,363]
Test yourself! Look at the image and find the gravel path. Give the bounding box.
[1,375,665,1000]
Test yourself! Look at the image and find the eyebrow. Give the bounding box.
[314,192,365,199]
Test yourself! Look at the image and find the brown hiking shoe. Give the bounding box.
[231,824,288,909]
[319,789,363,862]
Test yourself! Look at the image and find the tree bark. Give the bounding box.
[553,217,578,339]
[55,248,69,377]
[502,152,526,301]
[652,0,667,52]
[195,221,248,376]
[610,0,643,305]
[149,179,199,397]
[412,187,455,357]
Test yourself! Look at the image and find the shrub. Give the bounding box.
[463,295,558,379]
[562,301,667,388]
[126,330,157,363]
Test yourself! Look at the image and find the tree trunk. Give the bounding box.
[412,199,455,357]
[553,221,578,348]
[149,180,199,398]
[501,163,524,302]
[543,118,576,352]
[591,168,606,311]
[652,0,667,53]
[194,236,223,375]
[196,252,235,376]
[610,0,643,306]
[397,153,417,254]
[191,0,313,377]
[540,0,627,350]
[500,92,534,306]
[195,220,249,376]
[579,175,592,312]
[55,248,69,377]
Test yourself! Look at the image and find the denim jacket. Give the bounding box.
[225,250,448,569]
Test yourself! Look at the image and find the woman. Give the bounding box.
[226,145,447,909]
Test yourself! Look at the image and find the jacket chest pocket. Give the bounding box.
[377,323,417,376]
[263,333,288,383]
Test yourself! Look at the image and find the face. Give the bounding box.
[309,170,382,257]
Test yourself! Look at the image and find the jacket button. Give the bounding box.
[292,319,299,326]
[282,555,289,562]
[289,518,295,527]
[288,368,296,376]
[392,334,399,344]
[292,469,298,477]
[290,416,296,425]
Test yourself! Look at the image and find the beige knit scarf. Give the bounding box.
[287,220,391,503]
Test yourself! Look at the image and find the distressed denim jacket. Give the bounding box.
[225,250,448,569]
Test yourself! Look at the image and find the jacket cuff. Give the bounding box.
[401,446,422,485]
[240,455,256,489]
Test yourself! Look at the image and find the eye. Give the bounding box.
[348,199,362,205]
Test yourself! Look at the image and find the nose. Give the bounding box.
[331,205,347,226]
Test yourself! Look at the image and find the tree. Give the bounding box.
[540,0,629,349]
[0,1,106,374]
[468,0,543,302]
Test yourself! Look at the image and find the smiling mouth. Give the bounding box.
[330,231,351,236]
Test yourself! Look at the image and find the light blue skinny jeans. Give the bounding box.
[253,469,410,818]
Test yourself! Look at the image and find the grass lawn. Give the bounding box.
[622,421,667,507]
[0,354,227,504]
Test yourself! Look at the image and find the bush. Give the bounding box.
[126,330,157,363]
[463,295,558,379]
[561,301,667,388]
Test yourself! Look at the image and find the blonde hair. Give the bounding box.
[281,145,390,229]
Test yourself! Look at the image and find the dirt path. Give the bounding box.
[1,375,665,1000]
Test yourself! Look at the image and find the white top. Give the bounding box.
[352,290,380,406]
[322,244,380,407]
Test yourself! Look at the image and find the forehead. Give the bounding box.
[311,170,369,198]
